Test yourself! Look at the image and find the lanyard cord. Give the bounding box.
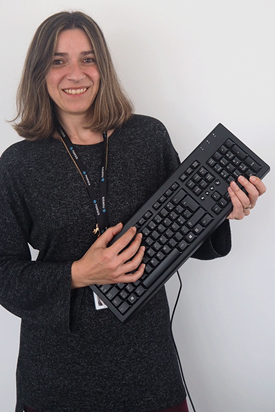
[57,123,109,235]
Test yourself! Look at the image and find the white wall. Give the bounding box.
[0,1,274,411]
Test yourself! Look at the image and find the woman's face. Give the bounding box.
[46,29,101,121]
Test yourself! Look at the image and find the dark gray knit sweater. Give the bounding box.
[0,115,231,412]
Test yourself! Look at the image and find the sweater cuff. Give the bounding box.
[191,219,231,260]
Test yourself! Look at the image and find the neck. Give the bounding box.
[56,113,103,145]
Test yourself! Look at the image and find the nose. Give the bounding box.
[66,62,85,82]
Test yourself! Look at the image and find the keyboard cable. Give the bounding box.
[170,271,197,412]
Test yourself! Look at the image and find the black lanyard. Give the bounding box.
[57,123,109,236]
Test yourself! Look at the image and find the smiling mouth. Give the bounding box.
[63,87,88,95]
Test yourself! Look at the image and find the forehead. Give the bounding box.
[55,29,93,52]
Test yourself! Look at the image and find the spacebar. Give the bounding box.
[143,248,181,288]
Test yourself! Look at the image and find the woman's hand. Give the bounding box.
[227,175,266,220]
[71,223,145,288]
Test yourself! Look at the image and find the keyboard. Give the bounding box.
[90,123,270,322]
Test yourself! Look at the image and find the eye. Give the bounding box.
[83,57,96,64]
[51,59,64,66]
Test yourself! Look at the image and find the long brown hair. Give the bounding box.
[13,11,133,140]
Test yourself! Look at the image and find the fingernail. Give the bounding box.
[231,181,237,188]
[250,176,257,183]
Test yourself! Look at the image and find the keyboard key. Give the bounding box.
[213,152,222,161]
[172,189,186,204]
[163,217,172,227]
[212,191,221,201]
[201,214,212,226]
[159,235,168,245]
[142,227,151,237]
[186,208,205,228]
[193,224,203,235]
[232,144,246,159]
[151,230,160,240]
[199,180,208,189]
[152,242,162,251]
[219,198,228,208]
[120,290,129,300]
[232,157,241,167]
[156,251,165,261]
[198,166,208,176]
[193,173,201,183]
[178,240,188,251]
[212,204,222,214]
[168,238,178,247]
[145,237,154,246]
[126,284,135,293]
[174,232,183,242]
[150,258,159,268]
[148,221,157,230]
[193,186,202,196]
[112,296,122,307]
[158,224,166,233]
[154,214,162,224]
[177,216,186,226]
[171,182,180,191]
[165,229,174,238]
[245,157,261,172]
[225,138,234,148]
[191,160,200,168]
[171,222,180,232]
[118,301,130,314]
[100,284,111,294]
[160,208,169,217]
[186,232,196,243]
[219,145,227,154]
[162,245,171,255]
[181,225,190,235]
[143,248,181,288]
[180,173,188,182]
[153,201,161,210]
[147,248,155,258]
[128,294,138,304]
[205,172,215,183]
[159,195,166,203]
[107,287,119,300]
[136,285,146,296]
[207,158,216,167]
[169,211,178,221]
[166,202,174,211]
[182,195,200,212]
[187,180,196,189]
[225,151,234,160]
[239,163,248,172]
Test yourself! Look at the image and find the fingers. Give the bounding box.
[249,175,266,196]
[72,223,146,288]
[96,222,123,247]
[227,175,266,220]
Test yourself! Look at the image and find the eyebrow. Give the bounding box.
[53,51,95,56]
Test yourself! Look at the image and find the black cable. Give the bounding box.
[170,271,197,412]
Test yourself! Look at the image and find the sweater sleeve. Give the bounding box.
[0,159,73,329]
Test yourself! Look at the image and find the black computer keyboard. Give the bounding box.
[90,123,270,322]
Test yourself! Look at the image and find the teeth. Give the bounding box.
[63,88,87,95]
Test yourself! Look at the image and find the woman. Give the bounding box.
[0,11,266,412]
